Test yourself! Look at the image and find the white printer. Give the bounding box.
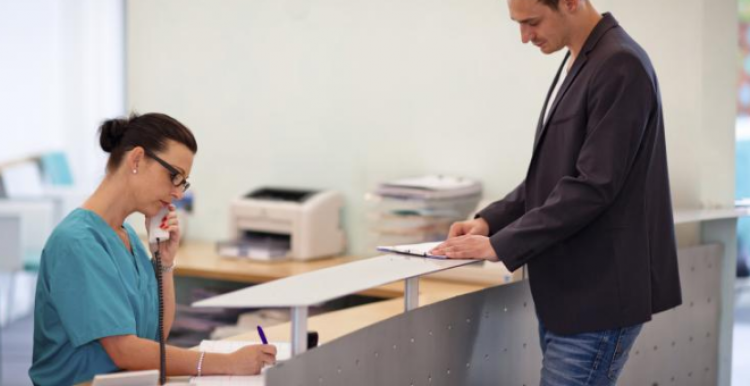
[221,188,346,261]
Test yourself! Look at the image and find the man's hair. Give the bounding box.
[538,0,560,11]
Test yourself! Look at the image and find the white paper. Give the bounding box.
[377,241,447,259]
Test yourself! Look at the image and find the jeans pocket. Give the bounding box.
[607,324,643,381]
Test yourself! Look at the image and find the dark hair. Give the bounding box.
[98,112,198,173]
[538,0,560,10]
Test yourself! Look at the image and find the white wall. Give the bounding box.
[127,0,737,254]
[0,0,125,193]
[0,0,64,162]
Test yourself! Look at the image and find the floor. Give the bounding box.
[732,278,750,386]
[1,314,33,386]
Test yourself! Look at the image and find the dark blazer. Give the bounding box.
[479,13,682,335]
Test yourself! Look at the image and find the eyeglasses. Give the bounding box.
[144,148,191,192]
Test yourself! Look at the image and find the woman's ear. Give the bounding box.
[128,146,145,173]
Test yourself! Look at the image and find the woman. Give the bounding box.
[29,113,276,385]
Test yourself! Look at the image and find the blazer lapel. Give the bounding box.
[531,13,620,155]
[534,51,571,148]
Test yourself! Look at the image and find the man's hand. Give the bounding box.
[430,235,498,261]
[446,218,490,238]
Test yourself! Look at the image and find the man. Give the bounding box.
[430,0,682,385]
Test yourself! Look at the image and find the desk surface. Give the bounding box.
[228,283,490,345]
[176,241,497,299]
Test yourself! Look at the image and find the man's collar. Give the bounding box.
[579,13,619,56]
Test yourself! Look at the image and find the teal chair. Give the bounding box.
[39,152,73,187]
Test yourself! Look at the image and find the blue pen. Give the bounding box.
[257,325,269,345]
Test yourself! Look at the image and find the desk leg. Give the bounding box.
[291,306,308,356]
[405,277,419,312]
[701,218,737,386]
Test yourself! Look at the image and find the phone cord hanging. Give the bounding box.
[153,238,167,385]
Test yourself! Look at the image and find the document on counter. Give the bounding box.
[377,241,447,259]
[190,340,292,386]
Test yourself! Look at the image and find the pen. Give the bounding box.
[257,325,268,345]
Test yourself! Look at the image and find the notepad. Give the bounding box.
[190,340,292,386]
[377,241,447,259]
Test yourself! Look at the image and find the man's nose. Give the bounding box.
[520,25,532,44]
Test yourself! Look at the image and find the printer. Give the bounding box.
[222,187,346,261]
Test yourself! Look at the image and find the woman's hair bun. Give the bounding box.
[99,118,129,153]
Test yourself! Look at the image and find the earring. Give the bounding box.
[133,169,137,174]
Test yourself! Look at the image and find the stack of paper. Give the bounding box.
[376,175,482,199]
[366,175,482,254]
[190,341,292,386]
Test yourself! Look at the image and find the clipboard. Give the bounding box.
[376,241,447,259]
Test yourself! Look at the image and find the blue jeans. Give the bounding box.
[538,322,643,386]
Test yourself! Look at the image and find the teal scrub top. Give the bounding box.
[29,208,159,386]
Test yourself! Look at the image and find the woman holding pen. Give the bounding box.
[29,113,276,385]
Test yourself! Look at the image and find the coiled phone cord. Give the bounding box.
[153,238,167,385]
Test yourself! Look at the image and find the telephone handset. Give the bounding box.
[149,207,169,385]
[149,207,171,244]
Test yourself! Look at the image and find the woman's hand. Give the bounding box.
[146,204,181,267]
[226,344,277,375]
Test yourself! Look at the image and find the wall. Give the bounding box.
[127,0,737,254]
[0,0,125,193]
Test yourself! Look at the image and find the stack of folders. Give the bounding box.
[366,175,482,255]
